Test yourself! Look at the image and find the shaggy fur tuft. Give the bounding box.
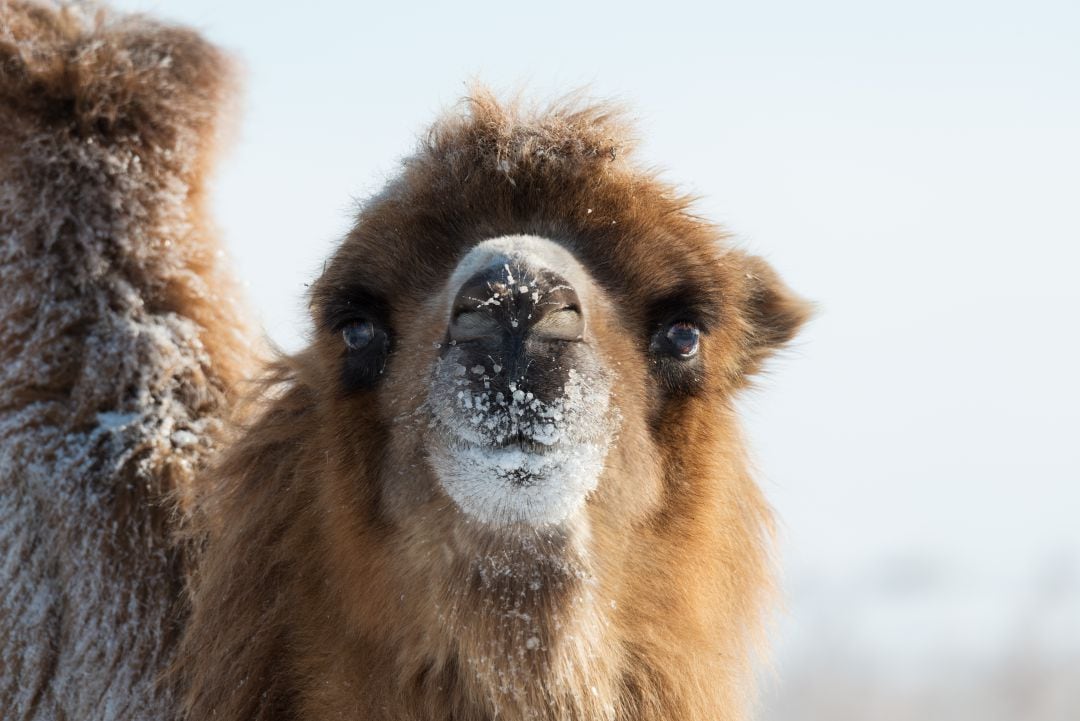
[0,2,254,718]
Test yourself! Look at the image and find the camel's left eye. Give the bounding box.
[342,320,375,350]
[665,321,700,359]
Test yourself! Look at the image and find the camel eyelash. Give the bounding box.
[645,287,721,337]
[318,285,391,335]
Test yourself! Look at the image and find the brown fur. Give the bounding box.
[0,3,809,720]
[177,93,809,720]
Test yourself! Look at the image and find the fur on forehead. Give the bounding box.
[312,87,730,313]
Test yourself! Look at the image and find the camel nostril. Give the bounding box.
[449,309,503,343]
[447,256,584,344]
[529,305,583,342]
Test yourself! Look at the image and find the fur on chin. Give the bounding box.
[429,440,609,526]
[426,361,617,527]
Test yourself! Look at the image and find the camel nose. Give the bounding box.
[448,257,584,345]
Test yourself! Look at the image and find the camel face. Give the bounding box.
[313,211,731,545]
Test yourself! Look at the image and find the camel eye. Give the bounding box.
[665,321,700,358]
[342,320,375,350]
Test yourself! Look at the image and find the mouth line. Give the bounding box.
[497,429,558,454]
[446,434,561,456]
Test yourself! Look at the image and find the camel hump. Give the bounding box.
[0,3,252,718]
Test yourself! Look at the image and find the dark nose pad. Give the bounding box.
[448,260,584,351]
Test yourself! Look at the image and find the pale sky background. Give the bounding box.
[112,0,1080,708]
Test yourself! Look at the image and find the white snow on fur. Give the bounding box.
[0,12,243,718]
[429,367,614,526]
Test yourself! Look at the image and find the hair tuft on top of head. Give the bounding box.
[420,85,638,187]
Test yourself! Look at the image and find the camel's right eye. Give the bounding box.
[342,320,375,350]
[335,317,390,392]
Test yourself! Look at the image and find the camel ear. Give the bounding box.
[733,252,813,374]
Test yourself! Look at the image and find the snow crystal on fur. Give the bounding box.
[0,3,251,718]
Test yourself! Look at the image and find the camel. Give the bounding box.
[0,3,809,720]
